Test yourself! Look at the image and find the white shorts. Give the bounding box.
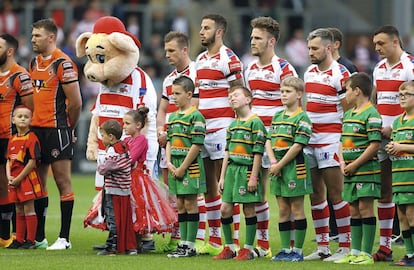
[377,139,389,162]
[201,128,226,160]
[304,142,341,169]
[159,148,167,169]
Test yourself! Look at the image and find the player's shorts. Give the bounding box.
[8,171,43,203]
[393,192,414,205]
[342,182,381,203]
[159,148,167,169]
[31,127,73,164]
[168,156,206,195]
[222,162,262,204]
[304,142,341,169]
[270,164,313,198]
[201,129,226,160]
[0,139,8,164]
[377,139,390,162]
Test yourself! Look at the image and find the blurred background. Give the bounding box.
[2,0,412,173]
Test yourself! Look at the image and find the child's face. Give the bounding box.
[12,107,32,130]
[123,114,140,136]
[280,85,301,107]
[172,84,191,109]
[345,82,357,105]
[399,86,414,111]
[228,89,250,110]
[100,129,112,146]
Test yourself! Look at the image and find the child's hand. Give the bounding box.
[157,132,167,148]
[8,176,20,188]
[268,163,281,177]
[174,166,185,179]
[168,162,177,176]
[343,163,357,176]
[386,141,401,155]
[247,176,258,192]
[218,178,224,194]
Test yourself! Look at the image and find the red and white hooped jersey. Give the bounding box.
[162,61,197,123]
[373,51,414,127]
[304,61,350,146]
[195,45,243,133]
[245,55,297,127]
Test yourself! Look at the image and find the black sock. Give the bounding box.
[60,200,74,240]
[35,197,48,242]
[0,203,13,239]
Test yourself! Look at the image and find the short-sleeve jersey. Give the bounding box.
[195,45,243,133]
[162,61,197,125]
[226,114,267,165]
[0,63,33,138]
[304,60,350,146]
[245,55,298,127]
[167,106,206,157]
[373,52,414,128]
[30,48,78,128]
[341,103,382,183]
[92,67,158,161]
[7,131,41,178]
[390,113,414,193]
[267,108,312,161]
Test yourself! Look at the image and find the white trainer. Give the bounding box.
[323,247,349,262]
[304,248,331,260]
[46,237,72,250]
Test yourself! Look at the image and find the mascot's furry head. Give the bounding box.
[76,16,141,87]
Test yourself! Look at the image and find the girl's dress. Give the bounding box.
[84,134,176,234]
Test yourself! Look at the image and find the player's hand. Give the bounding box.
[247,178,258,192]
[218,179,224,194]
[157,132,167,148]
[72,129,77,143]
[343,163,357,176]
[8,176,20,188]
[268,163,281,177]
[386,141,401,155]
[174,166,185,179]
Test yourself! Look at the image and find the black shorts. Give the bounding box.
[31,127,73,164]
[0,139,8,164]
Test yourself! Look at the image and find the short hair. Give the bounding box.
[399,81,414,92]
[172,76,195,94]
[346,72,372,97]
[32,18,58,36]
[13,104,32,115]
[250,16,280,41]
[307,28,334,46]
[125,107,149,128]
[281,76,304,93]
[0,33,18,51]
[327,27,343,46]
[202,14,227,34]
[229,85,252,98]
[374,24,403,49]
[100,120,123,140]
[164,31,189,49]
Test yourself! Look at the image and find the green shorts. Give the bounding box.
[222,163,262,204]
[342,182,381,203]
[393,192,414,205]
[168,156,206,195]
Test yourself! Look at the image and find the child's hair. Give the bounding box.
[125,106,149,128]
[229,85,253,107]
[346,72,372,97]
[281,76,304,93]
[101,119,123,139]
[13,104,32,115]
[172,76,195,94]
[399,81,414,92]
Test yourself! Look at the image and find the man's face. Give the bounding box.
[31,27,52,54]
[373,32,396,60]
[199,19,217,47]
[250,28,273,57]
[308,37,328,65]
[0,38,9,66]
[164,39,185,67]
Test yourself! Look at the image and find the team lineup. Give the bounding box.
[0,11,413,266]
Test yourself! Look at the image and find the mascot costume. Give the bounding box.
[76,16,175,252]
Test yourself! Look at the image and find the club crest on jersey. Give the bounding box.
[51,149,60,158]
[33,79,45,92]
[406,133,413,140]
[353,126,360,132]
[244,134,251,140]
[183,179,189,186]
[356,183,363,190]
[288,181,296,189]
[238,186,246,195]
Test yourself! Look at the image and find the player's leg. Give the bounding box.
[0,160,13,247]
[255,166,270,257]
[272,196,293,261]
[233,203,256,260]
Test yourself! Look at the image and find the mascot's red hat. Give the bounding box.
[93,16,141,48]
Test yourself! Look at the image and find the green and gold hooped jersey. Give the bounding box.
[341,103,382,182]
[390,112,414,193]
[167,106,206,157]
[226,114,267,165]
[267,108,312,160]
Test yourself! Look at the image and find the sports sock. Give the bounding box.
[60,193,74,240]
[255,201,269,249]
[221,216,233,245]
[205,195,222,246]
[279,221,291,249]
[178,213,188,242]
[0,203,13,239]
[351,218,362,251]
[34,196,48,242]
[294,218,307,249]
[362,217,376,254]
[170,199,180,241]
[187,213,199,244]
[196,196,206,241]
[245,216,257,246]
[333,200,351,248]
[16,214,25,243]
[232,203,240,246]
[311,200,330,247]
[377,202,394,254]
[25,213,38,243]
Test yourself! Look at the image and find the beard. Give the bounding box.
[0,52,7,66]
[310,54,327,65]
[201,34,216,48]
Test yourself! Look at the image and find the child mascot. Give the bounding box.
[76,16,175,252]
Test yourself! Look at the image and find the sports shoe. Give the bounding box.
[125,249,138,255]
[391,234,404,246]
[141,239,155,252]
[372,249,393,261]
[35,238,48,249]
[350,253,374,265]
[213,246,236,260]
[392,255,414,266]
[334,253,357,264]
[0,236,13,247]
[304,248,331,260]
[271,250,291,261]
[198,242,223,256]
[20,241,37,249]
[161,238,179,252]
[167,245,196,258]
[92,244,107,250]
[194,239,205,253]
[47,237,72,250]
[97,248,116,256]
[253,246,272,258]
[286,251,304,262]
[233,248,254,260]
[323,247,349,262]
[7,239,23,249]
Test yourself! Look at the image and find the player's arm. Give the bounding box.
[248,152,262,192]
[62,81,82,128]
[269,143,303,176]
[21,95,34,112]
[8,159,36,186]
[265,139,277,163]
[174,144,202,178]
[157,98,169,147]
[344,141,380,176]
[371,87,377,105]
[218,151,229,193]
[386,140,414,155]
